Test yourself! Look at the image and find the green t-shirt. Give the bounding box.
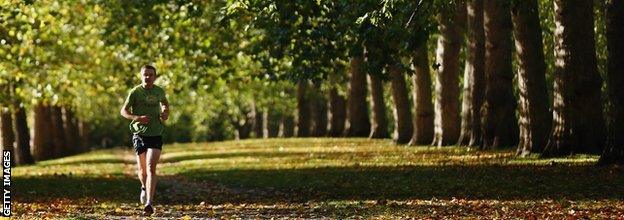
[124,85,167,136]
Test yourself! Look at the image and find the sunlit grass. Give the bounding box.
[12,138,621,219]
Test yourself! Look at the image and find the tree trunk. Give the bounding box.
[457,0,485,147]
[310,83,328,137]
[267,110,280,138]
[13,105,33,165]
[542,0,605,157]
[62,106,80,155]
[296,80,311,137]
[345,56,371,137]
[511,0,551,156]
[328,87,347,137]
[78,119,91,151]
[481,0,519,149]
[368,73,389,138]
[388,64,413,144]
[600,0,624,165]
[0,107,15,166]
[50,105,67,157]
[33,103,53,161]
[409,39,435,146]
[432,3,464,146]
[279,114,295,138]
[253,106,264,139]
[262,110,269,138]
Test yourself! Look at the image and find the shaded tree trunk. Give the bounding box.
[432,3,464,146]
[251,101,264,138]
[0,107,15,166]
[328,87,346,137]
[388,64,413,144]
[542,0,605,157]
[600,0,624,165]
[457,0,485,147]
[296,80,311,137]
[511,0,551,156]
[481,0,519,149]
[33,103,53,161]
[262,110,269,138]
[409,39,435,146]
[310,83,328,137]
[13,105,33,165]
[368,73,389,138]
[63,106,80,155]
[279,114,295,138]
[78,120,91,151]
[267,110,280,138]
[50,105,67,157]
[345,56,371,137]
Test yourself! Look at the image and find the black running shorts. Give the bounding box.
[132,134,163,155]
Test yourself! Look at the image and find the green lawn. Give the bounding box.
[13,138,624,219]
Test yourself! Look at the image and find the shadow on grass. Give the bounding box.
[169,164,624,204]
[15,164,623,205]
[41,158,136,166]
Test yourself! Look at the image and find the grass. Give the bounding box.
[12,138,624,219]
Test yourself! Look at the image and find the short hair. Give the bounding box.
[141,64,157,75]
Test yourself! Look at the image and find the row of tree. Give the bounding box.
[228,0,623,165]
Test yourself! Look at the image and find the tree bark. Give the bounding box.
[310,83,328,137]
[457,0,485,147]
[481,0,519,149]
[345,56,371,137]
[409,39,435,146]
[50,105,67,157]
[78,119,91,151]
[368,73,389,139]
[511,0,551,156]
[279,114,295,138]
[13,105,33,165]
[600,0,624,164]
[62,106,80,155]
[432,3,464,146]
[328,87,347,137]
[388,64,413,144]
[296,80,311,137]
[33,103,53,161]
[0,107,15,166]
[542,0,605,157]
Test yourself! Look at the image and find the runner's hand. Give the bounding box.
[136,115,150,124]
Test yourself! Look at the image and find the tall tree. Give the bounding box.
[599,0,624,165]
[345,56,371,137]
[432,2,465,146]
[63,107,80,153]
[12,105,34,165]
[310,83,328,137]
[388,64,413,144]
[511,0,551,156]
[328,87,347,137]
[50,105,67,157]
[457,0,485,147]
[481,0,519,149]
[542,0,605,156]
[296,80,311,137]
[33,103,53,161]
[409,38,435,146]
[0,107,15,165]
[368,73,389,138]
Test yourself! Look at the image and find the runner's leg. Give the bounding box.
[136,152,147,189]
[145,148,161,205]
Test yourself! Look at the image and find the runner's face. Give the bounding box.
[141,69,156,86]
